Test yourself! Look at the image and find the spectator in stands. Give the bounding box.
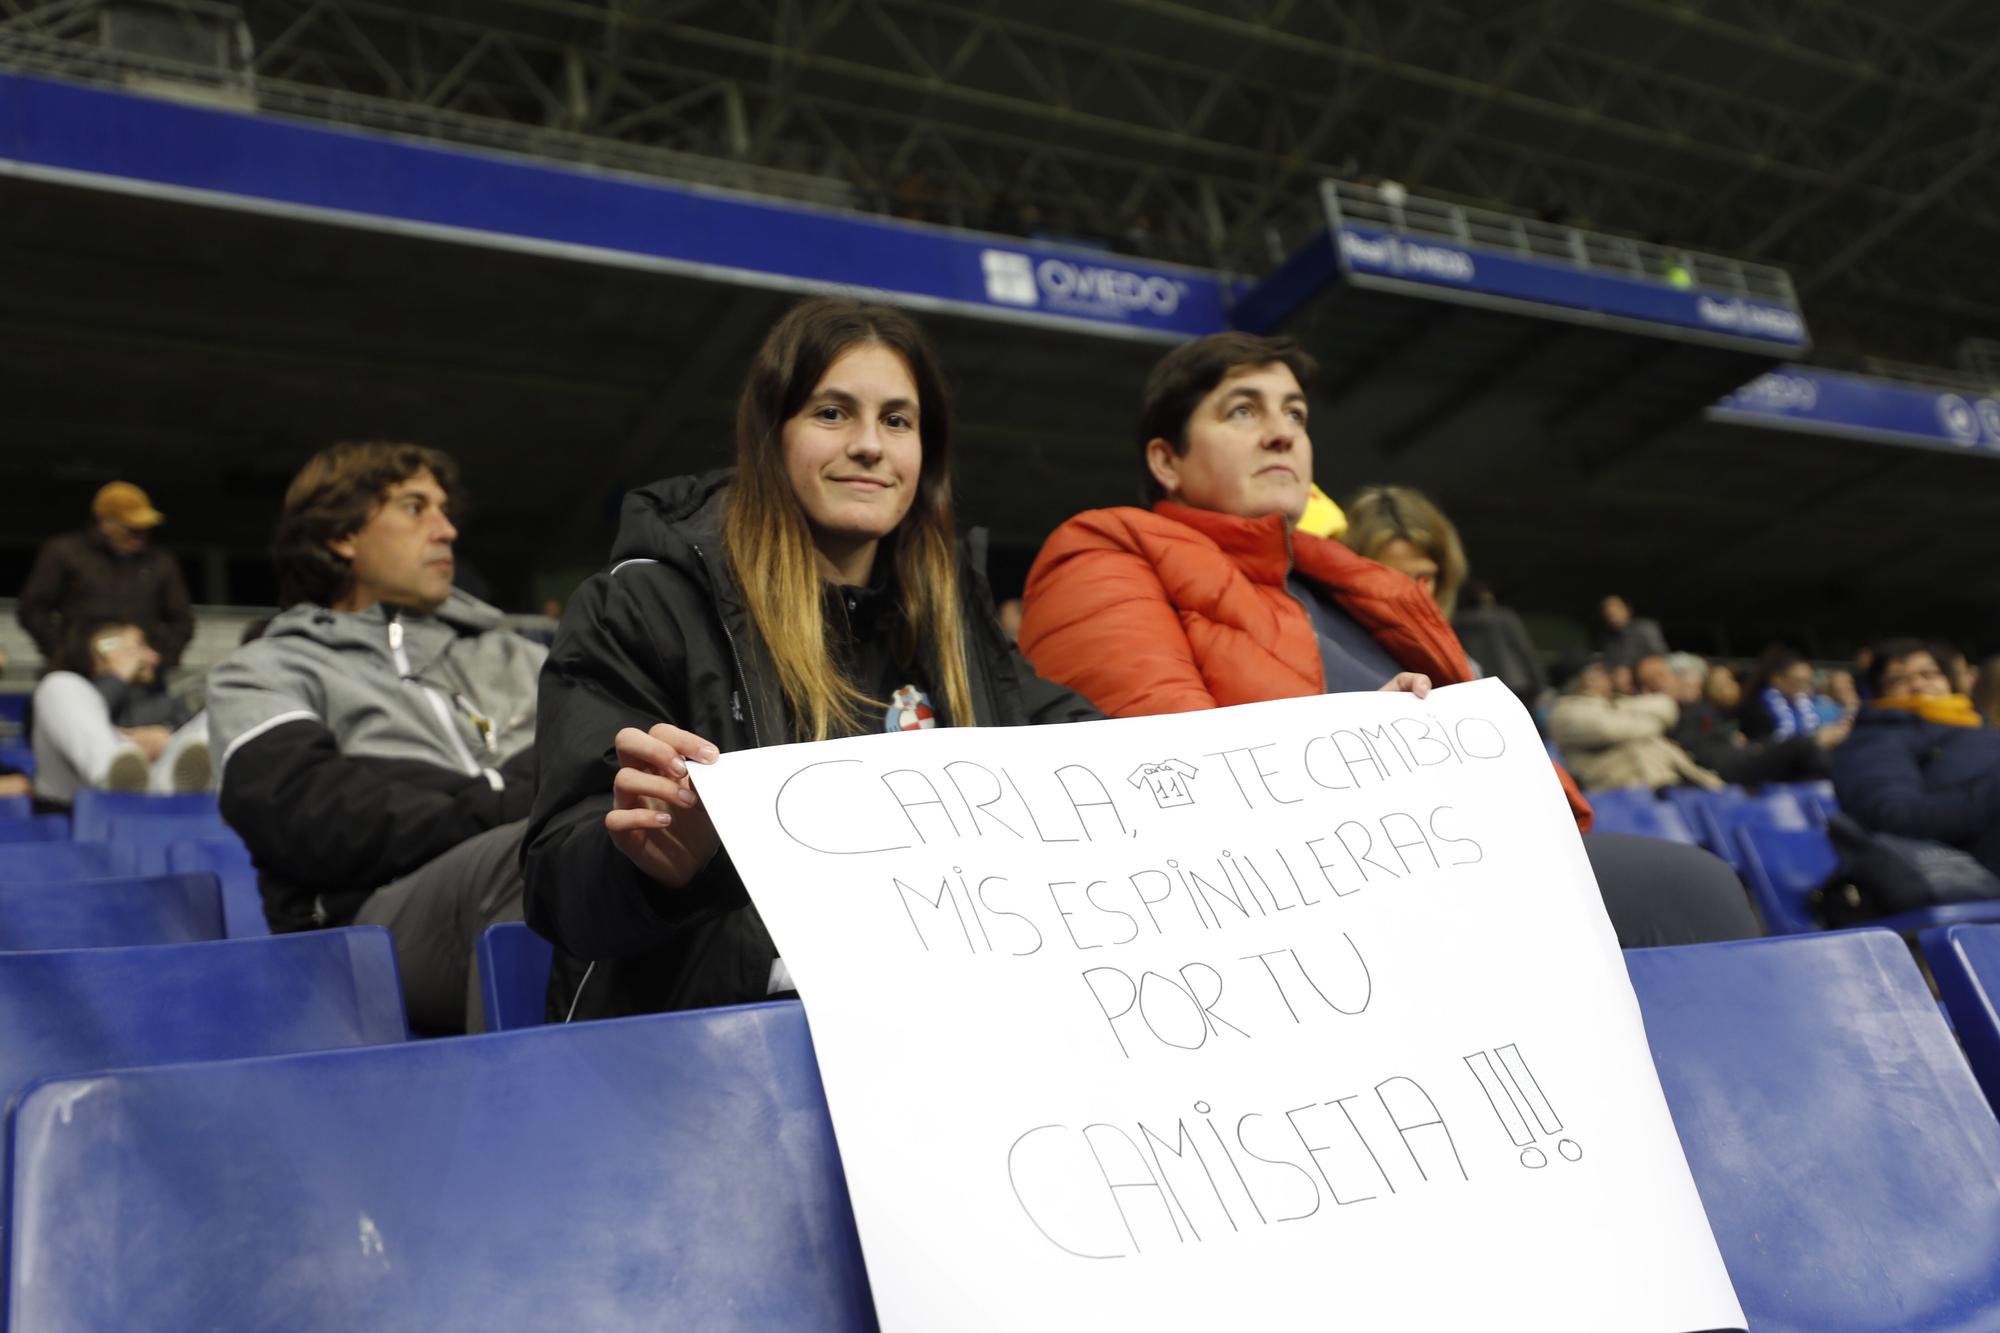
[18,482,192,680]
[1020,334,1449,719]
[1742,646,1847,747]
[1548,652,1723,793]
[525,298,1098,1021]
[1657,651,1831,785]
[1021,331,1755,947]
[1832,639,2000,875]
[207,443,542,1034]
[1338,485,1468,617]
[1974,656,2000,727]
[1852,645,1876,700]
[1597,594,1667,670]
[28,621,209,805]
[1817,669,1860,727]
[1706,662,1743,712]
[1937,641,1979,698]
[1453,580,1547,709]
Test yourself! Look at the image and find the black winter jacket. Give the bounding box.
[1831,705,2000,874]
[18,528,194,669]
[524,472,1099,1020]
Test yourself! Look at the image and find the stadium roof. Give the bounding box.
[4,0,1997,368]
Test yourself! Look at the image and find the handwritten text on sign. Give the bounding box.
[693,681,1743,1332]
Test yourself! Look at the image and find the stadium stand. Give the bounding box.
[0,928,403,1113]
[2,4,1999,1324]
[7,1002,873,1332]
[0,872,223,950]
[1922,926,2000,1121]
[476,921,553,1033]
[1631,931,2000,1331]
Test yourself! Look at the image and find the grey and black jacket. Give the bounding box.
[525,471,1098,1022]
[207,591,545,932]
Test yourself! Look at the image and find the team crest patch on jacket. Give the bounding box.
[886,685,936,732]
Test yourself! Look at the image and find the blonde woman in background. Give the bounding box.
[1339,485,1468,617]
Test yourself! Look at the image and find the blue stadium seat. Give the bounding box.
[1920,926,2000,1120]
[1695,790,1812,871]
[1739,825,2000,938]
[0,817,73,846]
[68,790,220,843]
[1584,791,1699,844]
[165,837,268,939]
[1733,824,1837,934]
[1765,780,1837,826]
[8,1001,873,1331]
[0,929,404,1111]
[0,744,33,779]
[0,873,224,950]
[0,795,28,820]
[1659,784,1737,852]
[105,813,233,865]
[1628,930,2000,1331]
[0,839,132,879]
[477,921,552,1031]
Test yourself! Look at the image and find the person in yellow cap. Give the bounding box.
[17,481,193,677]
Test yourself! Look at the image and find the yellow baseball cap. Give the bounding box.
[92,481,164,530]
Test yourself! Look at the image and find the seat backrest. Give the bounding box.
[164,838,267,939]
[68,791,221,843]
[0,818,73,847]
[0,796,28,821]
[0,873,224,950]
[1627,930,2000,1331]
[1587,797,1698,845]
[0,840,131,879]
[477,921,553,1032]
[0,745,33,779]
[1732,824,1837,935]
[8,1001,874,1332]
[1920,925,2000,1121]
[106,816,234,872]
[0,928,404,1113]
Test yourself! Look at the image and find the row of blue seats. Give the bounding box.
[11,798,2000,1325]
[0,927,1994,1328]
[0,791,266,940]
[1590,782,2000,937]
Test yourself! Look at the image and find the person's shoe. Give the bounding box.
[170,738,212,793]
[103,744,149,792]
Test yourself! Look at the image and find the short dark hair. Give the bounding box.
[1135,332,1317,504]
[272,441,460,608]
[1867,637,1934,697]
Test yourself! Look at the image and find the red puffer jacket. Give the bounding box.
[1021,502,1593,830]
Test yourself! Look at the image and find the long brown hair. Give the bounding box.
[723,298,974,741]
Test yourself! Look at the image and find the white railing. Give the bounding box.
[1321,179,1800,308]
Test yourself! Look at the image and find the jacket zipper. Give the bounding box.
[390,613,487,779]
[689,541,763,747]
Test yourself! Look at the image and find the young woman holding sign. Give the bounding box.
[525,297,1098,1021]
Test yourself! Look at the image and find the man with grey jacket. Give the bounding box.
[207,442,543,1032]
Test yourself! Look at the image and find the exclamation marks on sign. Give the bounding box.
[1463,1044,1581,1169]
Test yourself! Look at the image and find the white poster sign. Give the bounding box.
[693,679,1743,1332]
